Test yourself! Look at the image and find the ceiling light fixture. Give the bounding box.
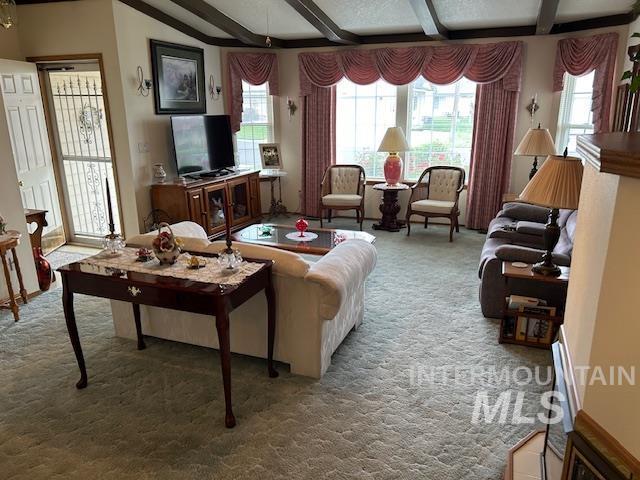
[0,0,17,29]
[265,4,271,47]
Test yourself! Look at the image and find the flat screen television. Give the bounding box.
[170,114,235,176]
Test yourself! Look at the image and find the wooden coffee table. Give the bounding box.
[232,224,375,255]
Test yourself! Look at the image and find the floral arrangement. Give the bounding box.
[152,231,183,253]
[151,223,184,265]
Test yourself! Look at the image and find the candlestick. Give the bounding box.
[106,179,115,234]
[224,195,232,252]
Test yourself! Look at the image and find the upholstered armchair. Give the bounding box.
[406,166,466,241]
[319,165,366,230]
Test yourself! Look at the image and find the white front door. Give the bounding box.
[0,61,64,249]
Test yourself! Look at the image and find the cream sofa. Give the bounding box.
[110,222,377,378]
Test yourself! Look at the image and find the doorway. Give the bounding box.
[38,58,122,245]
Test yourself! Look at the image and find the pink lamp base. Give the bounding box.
[384,154,402,185]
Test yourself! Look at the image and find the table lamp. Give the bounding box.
[519,149,583,276]
[514,123,556,179]
[377,127,409,186]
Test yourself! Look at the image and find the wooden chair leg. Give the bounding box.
[406,212,411,236]
[358,209,363,231]
[424,217,429,229]
[449,217,454,242]
[320,207,324,228]
[455,214,460,232]
[327,209,332,223]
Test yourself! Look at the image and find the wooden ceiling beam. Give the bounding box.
[119,0,244,47]
[169,0,282,48]
[283,0,360,45]
[407,0,448,40]
[536,0,560,35]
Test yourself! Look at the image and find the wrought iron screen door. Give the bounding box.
[42,62,121,244]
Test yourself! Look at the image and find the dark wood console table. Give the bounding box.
[58,252,277,428]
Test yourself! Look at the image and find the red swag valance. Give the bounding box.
[553,33,619,133]
[298,41,523,95]
[228,52,279,133]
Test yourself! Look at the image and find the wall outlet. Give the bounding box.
[137,142,150,154]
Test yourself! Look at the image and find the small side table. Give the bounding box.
[25,208,48,250]
[1,230,28,322]
[500,262,569,349]
[259,170,288,218]
[372,183,409,232]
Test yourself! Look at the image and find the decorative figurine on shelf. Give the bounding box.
[152,222,183,265]
[187,255,207,269]
[295,218,309,237]
[217,198,243,273]
[33,247,53,291]
[135,247,153,262]
[153,164,167,184]
[0,213,6,235]
[103,179,125,255]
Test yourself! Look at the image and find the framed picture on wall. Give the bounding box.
[259,143,283,170]
[150,40,206,114]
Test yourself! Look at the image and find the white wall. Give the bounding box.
[0,26,22,61]
[223,24,629,223]
[111,1,225,227]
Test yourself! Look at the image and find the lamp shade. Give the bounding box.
[514,127,556,156]
[377,127,409,153]
[519,154,583,210]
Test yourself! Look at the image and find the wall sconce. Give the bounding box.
[287,97,297,118]
[526,93,539,122]
[209,74,222,101]
[136,66,152,97]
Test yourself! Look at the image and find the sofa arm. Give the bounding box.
[495,245,544,264]
[495,245,571,267]
[305,240,377,320]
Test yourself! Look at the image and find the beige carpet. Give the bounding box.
[0,219,550,479]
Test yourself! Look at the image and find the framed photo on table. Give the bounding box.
[259,143,283,170]
[150,40,206,114]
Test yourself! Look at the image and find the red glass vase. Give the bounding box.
[33,247,53,291]
[295,218,309,237]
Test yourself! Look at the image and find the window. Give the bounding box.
[556,71,595,155]
[236,81,274,170]
[336,79,397,178]
[405,77,476,180]
[336,76,476,180]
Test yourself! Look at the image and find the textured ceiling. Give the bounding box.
[315,0,422,35]
[556,0,634,22]
[434,0,541,29]
[129,0,634,45]
[204,0,320,39]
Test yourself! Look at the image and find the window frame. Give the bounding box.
[555,72,595,155]
[235,81,276,171]
[335,77,476,182]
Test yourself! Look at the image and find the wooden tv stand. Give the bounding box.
[151,170,261,239]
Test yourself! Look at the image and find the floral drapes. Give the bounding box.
[227,52,279,133]
[553,33,619,133]
[299,41,524,227]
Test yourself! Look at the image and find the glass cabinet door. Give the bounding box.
[228,179,251,225]
[204,184,228,235]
